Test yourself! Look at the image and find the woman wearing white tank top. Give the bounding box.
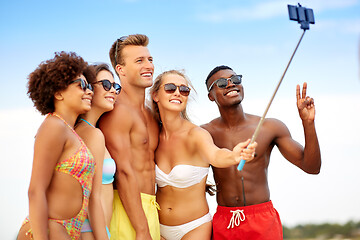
[149,70,257,240]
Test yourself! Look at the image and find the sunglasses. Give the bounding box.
[162,83,191,96]
[208,75,242,92]
[94,79,121,95]
[114,36,128,66]
[71,78,93,92]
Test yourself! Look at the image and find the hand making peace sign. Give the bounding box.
[296,82,315,122]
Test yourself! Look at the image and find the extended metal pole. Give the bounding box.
[237,30,306,171]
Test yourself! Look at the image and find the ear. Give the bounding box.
[116,64,125,77]
[54,91,64,101]
[208,92,215,102]
[152,91,159,103]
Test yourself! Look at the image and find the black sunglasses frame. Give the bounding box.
[114,36,128,66]
[208,75,242,92]
[94,79,121,95]
[71,78,93,92]
[163,83,191,96]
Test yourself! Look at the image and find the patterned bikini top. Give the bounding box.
[49,113,95,237]
[50,113,95,193]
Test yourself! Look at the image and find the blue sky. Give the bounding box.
[1,0,359,238]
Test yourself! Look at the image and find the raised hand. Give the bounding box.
[296,82,315,122]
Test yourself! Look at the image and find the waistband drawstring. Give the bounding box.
[151,199,161,210]
[227,209,246,229]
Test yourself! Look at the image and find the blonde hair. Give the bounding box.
[109,34,149,71]
[149,70,195,125]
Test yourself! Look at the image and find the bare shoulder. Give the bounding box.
[99,101,134,132]
[188,123,213,144]
[77,126,105,146]
[200,117,221,134]
[37,115,67,141]
[263,117,290,136]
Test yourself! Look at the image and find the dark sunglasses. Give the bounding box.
[208,75,242,92]
[114,36,128,66]
[71,78,93,92]
[94,79,121,95]
[162,83,191,96]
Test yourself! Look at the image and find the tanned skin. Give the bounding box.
[201,68,321,207]
[99,45,158,240]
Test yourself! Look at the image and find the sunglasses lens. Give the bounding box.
[87,83,93,91]
[78,79,85,91]
[164,83,177,93]
[114,83,122,94]
[216,78,229,88]
[102,80,112,91]
[231,75,242,84]
[179,85,190,96]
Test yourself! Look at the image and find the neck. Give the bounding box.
[52,110,78,128]
[81,108,104,127]
[218,103,246,127]
[121,86,146,108]
[160,110,187,139]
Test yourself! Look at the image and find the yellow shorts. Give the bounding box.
[110,190,160,240]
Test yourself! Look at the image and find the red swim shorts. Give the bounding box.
[212,201,283,240]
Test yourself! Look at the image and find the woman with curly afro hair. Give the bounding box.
[17,51,97,240]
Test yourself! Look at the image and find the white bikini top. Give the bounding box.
[155,164,209,188]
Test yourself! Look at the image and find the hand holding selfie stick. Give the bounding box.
[237,3,315,171]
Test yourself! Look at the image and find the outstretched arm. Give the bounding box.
[192,127,257,168]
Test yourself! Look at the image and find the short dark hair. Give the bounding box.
[27,51,88,115]
[93,63,114,78]
[205,65,233,87]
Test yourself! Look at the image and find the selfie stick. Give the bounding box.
[237,3,315,171]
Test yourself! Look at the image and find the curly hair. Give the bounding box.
[27,51,89,115]
[83,65,97,85]
[149,70,195,125]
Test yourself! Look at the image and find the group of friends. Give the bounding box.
[17,34,321,240]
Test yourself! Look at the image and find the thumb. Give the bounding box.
[233,139,251,152]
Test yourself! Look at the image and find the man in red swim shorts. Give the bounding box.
[202,65,321,240]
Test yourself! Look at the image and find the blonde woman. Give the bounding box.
[150,70,257,240]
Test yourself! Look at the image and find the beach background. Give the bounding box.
[1,0,359,239]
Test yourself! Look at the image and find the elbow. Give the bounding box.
[27,186,44,202]
[304,160,321,175]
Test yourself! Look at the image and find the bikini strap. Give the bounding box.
[48,113,84,143]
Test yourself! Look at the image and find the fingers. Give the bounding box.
[296,84,300,101]
[302,82,307,99]
[302,96,314,108]
[235,139,251,150]
[240,142,257,161]
[296,82,308,102]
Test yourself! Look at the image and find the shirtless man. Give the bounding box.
[99,34,160,240]
[201,65,321,240]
